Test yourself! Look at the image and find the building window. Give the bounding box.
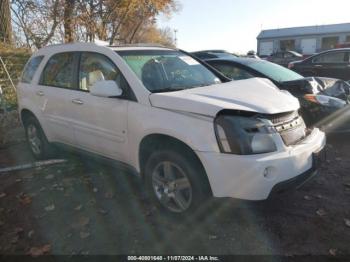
[280,39,295,51]
[321,36,339,50]
[346,35,350,43]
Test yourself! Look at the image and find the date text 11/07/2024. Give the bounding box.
[127,256,220,261]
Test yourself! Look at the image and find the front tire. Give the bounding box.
[144,150,210,216]
[24,116,55,160]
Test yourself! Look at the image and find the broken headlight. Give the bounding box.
[304,94,346,109]
[214,115,277,155]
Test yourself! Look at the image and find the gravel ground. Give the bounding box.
[0,135,349,256]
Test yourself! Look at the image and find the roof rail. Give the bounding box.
[108,43,171,48]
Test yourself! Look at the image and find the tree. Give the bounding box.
[11,0,180,48]
[0,0,12,44]
[64,0,76,43]
[11,0,62,48]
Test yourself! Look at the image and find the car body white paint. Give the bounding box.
[17,43,326,200]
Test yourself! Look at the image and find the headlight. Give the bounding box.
[304,94,346,108]
[214,115,277,155]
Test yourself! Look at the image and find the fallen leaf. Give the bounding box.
[98,209,108,215]
[80,231,90,239]
[304,195,312,201]
[78,217,90,227]
[74,205,83,211]
[15,179,22,183]
[14,227,24,234]
[19,194,32,205]
[27,244,51,257]
[0,192,6,198]
[71,217,90,229]
[45,174,54,180]
[104,192,114,199]
[344,219,350,227]
[44,204,55,212]
[209,235,218,240]
[316,209,327,217]
[329,248,337,256]
[28,230,35,238]
[11,235,19,244]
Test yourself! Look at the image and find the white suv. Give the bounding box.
[17,43,326,215]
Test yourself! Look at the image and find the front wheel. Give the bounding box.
[144,150,210,216]
[24,116,55,160]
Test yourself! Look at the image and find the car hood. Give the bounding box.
[280,77,350,100]
[149,78,299,117]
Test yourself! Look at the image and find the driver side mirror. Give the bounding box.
[90,80,123,98]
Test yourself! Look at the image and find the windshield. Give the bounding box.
[248,60,303,82]
[117,50,221,92]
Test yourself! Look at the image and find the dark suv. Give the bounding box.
[289,48,350,81]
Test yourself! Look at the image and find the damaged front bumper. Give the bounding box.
[196,128,326,201]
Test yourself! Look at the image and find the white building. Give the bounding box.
[257,23,350,56]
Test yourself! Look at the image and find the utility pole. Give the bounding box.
[174,29,178,47]
[0,0,13,44]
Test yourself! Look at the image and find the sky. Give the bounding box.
[157,0,350,54]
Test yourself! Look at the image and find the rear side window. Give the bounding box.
[40,52,77,89]
[313,52,346,63]
[21,56,44,83]
[211,63,255,80]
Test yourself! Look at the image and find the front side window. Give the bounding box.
[211,63,255,80]
[313,52,346,63]
[21,56,44,83]
[248,60,303,82]
[79,52,128,92]
[40,52,76,89]
[117,50,221,93]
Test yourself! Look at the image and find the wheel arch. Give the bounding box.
[20,108,37,125]
[138,133,212,195]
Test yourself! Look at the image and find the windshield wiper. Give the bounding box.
[152,88,184,93]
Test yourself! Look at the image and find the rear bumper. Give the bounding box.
[196,128,326,200]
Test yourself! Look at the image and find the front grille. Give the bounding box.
[266,111,299,125]
[268,111,307,146]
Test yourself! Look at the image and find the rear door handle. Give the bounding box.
[36,90,44,96]
[72,99,84,105]
[314,65,323,68]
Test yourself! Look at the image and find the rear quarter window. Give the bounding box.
[20,56,44,83]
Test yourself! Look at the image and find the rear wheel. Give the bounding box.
[24,116,55,160]
[144,150,210,216]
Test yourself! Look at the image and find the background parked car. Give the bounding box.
[203,57,350,132]
[191,50,238,60]
[266,51,303,67]
[289,48,350,81]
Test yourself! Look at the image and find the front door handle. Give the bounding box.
[314,65,323,68]
[36,90,44,96]
[72,99,84,105]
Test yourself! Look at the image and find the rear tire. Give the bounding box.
[23,116,55,160]
[144,150,210,217]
